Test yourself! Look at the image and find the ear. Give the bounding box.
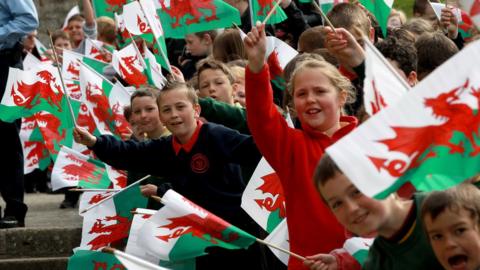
[202,34,212,45]
[338,89,348,107]
[407,71,417,87]
[369,26,375,42]
[194,104,201,118]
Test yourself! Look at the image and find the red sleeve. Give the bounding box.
[245,64,296,173]
[331,249,362,270]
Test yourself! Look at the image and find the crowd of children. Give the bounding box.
[7,0,480,269]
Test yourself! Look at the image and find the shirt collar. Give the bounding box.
[172,120,203,155]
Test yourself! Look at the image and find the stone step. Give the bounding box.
[0,227,81,258]
[0,256,68,270]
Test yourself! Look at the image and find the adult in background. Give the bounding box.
[0,0,38,228]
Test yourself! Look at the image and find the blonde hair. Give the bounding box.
[229,65,245,83]
[157,81,198,106]
[287,60,356,105]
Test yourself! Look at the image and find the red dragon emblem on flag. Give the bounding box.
[88,215,131,250]
[370,80,387,115]
[12,70,64,112]
[368,79,480,177]
[257,0,276,16]
[255,172,286,218]
[111,102,132,139]
[24,141,49,168]
[62,153,103,183]
[119,55,147,88]
[157,198,238,244]
[35,113,66,154]
[88,193,114,205]
[159,0,218,28]
[86,82,116,130]
[105,0,127,12]
[137,14,152,34]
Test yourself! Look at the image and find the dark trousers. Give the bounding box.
[0,43,28,221]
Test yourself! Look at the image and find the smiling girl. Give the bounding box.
[244,23,357,269]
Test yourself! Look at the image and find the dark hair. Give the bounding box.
[193,30,218,41]
[130,87,159,104]
[421,183,480,227]
[157,80,198,106]
[67,14,85,25]
[402,18,435,37]
[51,29,70,44]
[123,104,132,122]
[212,29,246,63]
[327,3,371,37]
[376,37,418,76]
[415,32,458,80]
[313,154,343,192]
[298,26,326,53]
[196,58,235,84]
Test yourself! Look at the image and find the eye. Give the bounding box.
[330,200,343,210]
[350,188,362,198]
[296,91,306,97]
[161,108,170,113]
[430,233,442,241]
[455,227,467,235]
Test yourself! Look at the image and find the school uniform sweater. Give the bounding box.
[91,121,262,228]
[246,65,358,269]
[363,193,443,270]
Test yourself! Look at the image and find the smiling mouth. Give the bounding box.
[169,121,182,126]
[306,108,321,115]
[448,254,468,269]
[352,213,368,224]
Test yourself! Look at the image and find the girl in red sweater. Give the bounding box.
[244,23,358,269]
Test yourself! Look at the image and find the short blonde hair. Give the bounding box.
[287,60,356,105]
[157,81,198,106]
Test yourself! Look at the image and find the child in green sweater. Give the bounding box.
[421,183,480,270]
[305,154,443,270]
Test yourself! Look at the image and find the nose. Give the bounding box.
[208,85,216,95]
[344,198,360,216]
[306,92,315,103]
[443,234,457,250]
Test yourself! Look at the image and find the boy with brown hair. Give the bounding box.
[73,81,266,269]
[305,154,443,270]
[421,183,480,270]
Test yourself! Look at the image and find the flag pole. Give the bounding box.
[80,174,151,214]
[363,37,411,90]
[262,0,283,25]
[47,30,77,126]
[311,0,337,34]
[150,195,165,204]
[255,238,306,261]
[69,188,121,192]
[127,33,149,70]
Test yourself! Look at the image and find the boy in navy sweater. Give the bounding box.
[74,81,266,269]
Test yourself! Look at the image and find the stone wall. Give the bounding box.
[34,0,78,45]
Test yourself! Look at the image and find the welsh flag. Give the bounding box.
[20,116,51,174]
[63,49,109,81]
[78,191,117,217]
[126,209,196,270]
[92,0,132,19]
[144,43,167,89]
[264,218,289,265]
[62,5,80,30]
[433,1,479,40]
[343,237,374,266]
[138,189,256,261]
[266,36,298,91]
[79,64,132,138]
[34,37,50,61]
[123,0,155,43]
[112,42,149,88]
[85,39,113,62]
[359,0,394,37]
[0,65,70,123]
[458,0,480,29]
[108,248,170,270]
[363,39,409,116]
[250,0,287,25]
[241,158,285,233]
[327,39,480,199]
[51,146,111,191]
[155,0,241,38]
[79,180,148,250]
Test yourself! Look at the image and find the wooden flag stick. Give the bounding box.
[47,30,77,126]
[262,0,283,25]
[150,195,165,204]
[80,174,151,214]
[311,0,337,34]
[255,238,306,261]
[69,188,121,192]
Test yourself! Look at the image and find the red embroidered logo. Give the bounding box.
[191,153,209,173]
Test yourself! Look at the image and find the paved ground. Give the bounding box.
[0,193,82,228]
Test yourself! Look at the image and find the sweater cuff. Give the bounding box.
[89,136,102,150]
[246,64,269,77]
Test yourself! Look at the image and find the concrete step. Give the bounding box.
[0,227,81,258]
[0,256,68,270]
